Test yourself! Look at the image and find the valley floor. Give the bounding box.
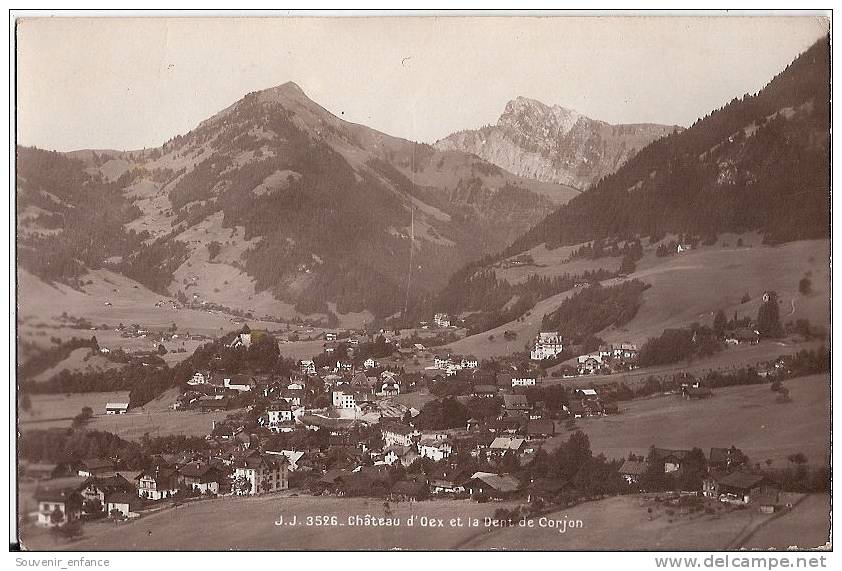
[19,492,829,551]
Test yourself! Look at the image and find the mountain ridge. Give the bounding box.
[435,96,682,189]
[16,81,581,324]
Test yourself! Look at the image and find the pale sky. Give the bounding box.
[16,15,829,152]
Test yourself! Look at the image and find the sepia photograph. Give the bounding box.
[9,11,833,555]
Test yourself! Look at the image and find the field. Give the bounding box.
[444,238,829,359]
[19,391,131,429]
[20,492,829,551]
[19,389,230,439]
[21,495,523,551]
[545,373,830,466]
[545,337,825,389]
[740,492,831,550]
[464,493,829,550]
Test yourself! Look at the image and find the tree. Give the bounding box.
[757,291,783,337]
[83,498,104,519]
[713,310,728,336]
[207,241,222,260]
[799,277,812,295]
[620,254,636,274]
[157,344,168,356]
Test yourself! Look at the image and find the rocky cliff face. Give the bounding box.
[436,97,682,189]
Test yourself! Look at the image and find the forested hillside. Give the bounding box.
[508,37,830,254]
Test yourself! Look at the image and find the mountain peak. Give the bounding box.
[500,96,582,136]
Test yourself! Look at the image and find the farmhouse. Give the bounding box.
[488,436,526,458]
[429,465,471,495]
[725,328,760,345]
[136,466,179,500]
[364,358,378,369]
[619,458,648,484]
[502,394,531,417]
[178,461,225,494]
[709,446,747,471]
[76,458,117,478]
[196,396,233,412]
[79,474,136,506]
[299,360,316,374]
[709,472,767,503]
[526,478,567,504]
[434,313,451,328]
[105,492,140,519]
[472,384,498,398]
[531,332,564,360]
[461,355,479,369]
[34,488,83,527]
[188,372,207,386]
[465,472,521,499]
[652,448,693,474]
[105,402,129,415]
[383,445,419,467]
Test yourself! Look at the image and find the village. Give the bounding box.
[20,312,819,547]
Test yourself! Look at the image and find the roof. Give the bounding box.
[717,472,765,490]
[178,461,222,480]
[78,458,116,471]
[710,447,743,465]
[105,402,129,409]
[381,423,415,436]
[502,394,529,410]
[620,459,648,477]
[468,472,521,493]
[105,492,138,505]
[35,487,80,503]
[578,388,598,396]
[727,328,760,340]
[472,384,498,394]
[489,437,525,451]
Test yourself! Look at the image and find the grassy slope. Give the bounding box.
[25,495,522,551]
[464,493,828,550]
[444,238,829,359]
[545,373,830,466]
[23,492,828,550]
[740,493,831,549]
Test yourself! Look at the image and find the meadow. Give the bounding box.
[21,491,829,551]
[546,373,830,466]
[444,239,829,359]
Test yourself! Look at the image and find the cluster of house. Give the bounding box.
[429,353,479,376]
[26,448,293,528]
[619,446,782,511]
[575,343,639,375]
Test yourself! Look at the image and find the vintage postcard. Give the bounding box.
[11,12,832,555]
